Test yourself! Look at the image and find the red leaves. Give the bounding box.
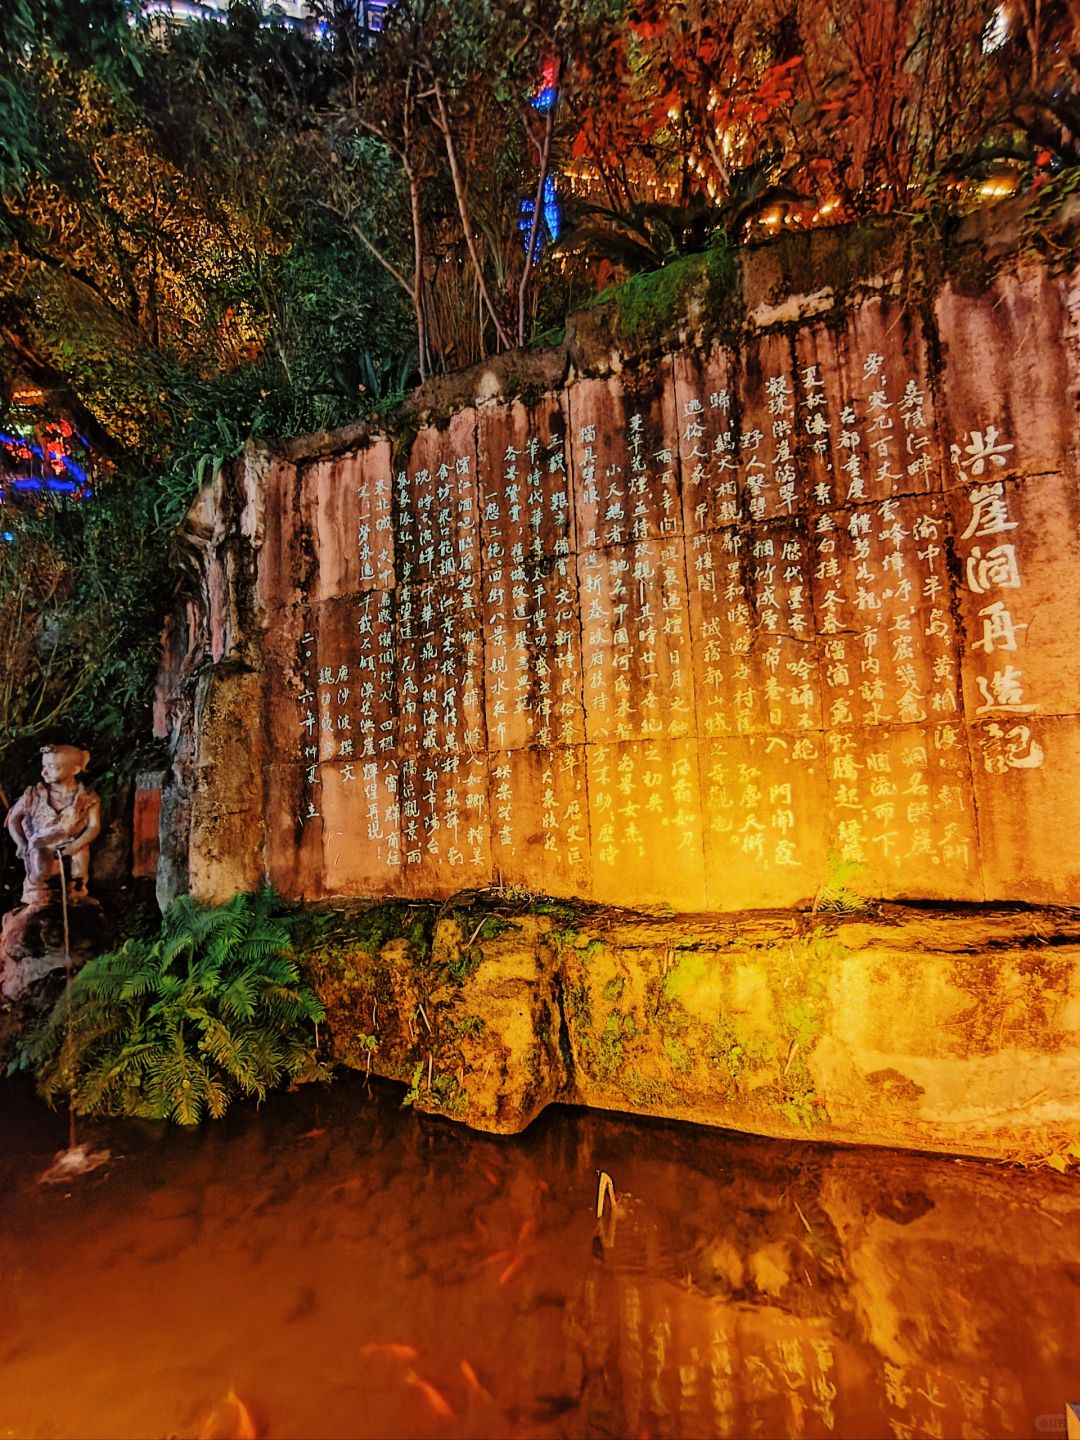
[754,56,803,108]
[630,18,667,39]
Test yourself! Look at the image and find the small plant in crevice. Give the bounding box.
[811,853,876,917]
[446,946,483,985]
[15,889,326,1125]
[401,1059,425,1108]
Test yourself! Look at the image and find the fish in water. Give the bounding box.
[497,1252,528,1286]
[405,1371,454,1418]
[361,1342,420,1363]
[460,1359,494,1405]
[197,1388,257,1440]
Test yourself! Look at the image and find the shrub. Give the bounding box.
[17,888,325,1124]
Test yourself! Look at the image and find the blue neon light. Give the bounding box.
[542,173,562,241]
[0,421,93,504]
[519,174,563,257]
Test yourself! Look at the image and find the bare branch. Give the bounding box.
[430,78,512,351]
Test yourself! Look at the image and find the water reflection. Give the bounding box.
[1,1076,1076,1439]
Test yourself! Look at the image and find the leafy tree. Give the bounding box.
[0,0,412,833]
[17,888,326,1124]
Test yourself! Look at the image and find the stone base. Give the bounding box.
[0,901,109,1001]
[304,900,1080,1163]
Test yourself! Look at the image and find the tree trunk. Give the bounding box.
[517,103,554,348]
[432,79,512,351]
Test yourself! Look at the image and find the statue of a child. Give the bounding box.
[5,745,101,907]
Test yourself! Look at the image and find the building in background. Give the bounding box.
[141,0,393,37]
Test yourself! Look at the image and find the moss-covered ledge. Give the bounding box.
[294,898,1080,1165]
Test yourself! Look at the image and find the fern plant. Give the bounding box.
[811,854,875,917]
[18,889,326,1125]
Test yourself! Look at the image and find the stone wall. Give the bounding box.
[165,202,1080,912]
[303,900,1080,1162]
[154,202,1080,1156]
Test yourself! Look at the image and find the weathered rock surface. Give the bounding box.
[160,197,1080,915]
[304,899,1080,1163]
[154,198,1080,1158]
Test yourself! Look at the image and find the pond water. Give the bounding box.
[1,1075,1077,1440]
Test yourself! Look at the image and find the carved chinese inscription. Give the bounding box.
[264,294,1080,909]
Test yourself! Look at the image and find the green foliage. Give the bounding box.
[407,909,437,963]
[661,951,707,1004]
[0,0,138,197]
[623,1067,670,1108]
[779,1088,820,1130]
[582,245,737,346]
[595,1006,639,1082]
[16,888,326,1125]
[400,1058,425,1107]
[291,899,416,954]
[446,947,483,985]
[562,163,798,273]
[663,1034,691,1074]
[812,853,875,916]
[707,1013,776,1083]
[428,1070,468,1115]
[0,0,412,827]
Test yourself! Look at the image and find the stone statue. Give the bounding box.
[1,745,105,998]
[6,745,101,906]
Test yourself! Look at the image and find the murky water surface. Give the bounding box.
[1,1076,1077,1440]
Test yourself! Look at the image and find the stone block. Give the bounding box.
[700,732,828,908]
[578,535,694,745]
[935,267,1076,485]
[970,713,1080,902]
[488,746,590,898]
[188,668,266,904]
[298,439,395,602]
[586,737,708,909]
[132,771,163,879]
[566,361,682,548]
[821,722,982,901]
[476,393,575,559]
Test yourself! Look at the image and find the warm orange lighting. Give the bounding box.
[978,175,1019,200]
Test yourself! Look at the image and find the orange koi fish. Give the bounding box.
[479,1249,515,1269]
[517,1217,537,1246]
[197,1388,258,1440]
[405,1370,454,1418]
[460,1359,494,1404]
[498,1252,528,1286]
[362,1342,420,1363]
